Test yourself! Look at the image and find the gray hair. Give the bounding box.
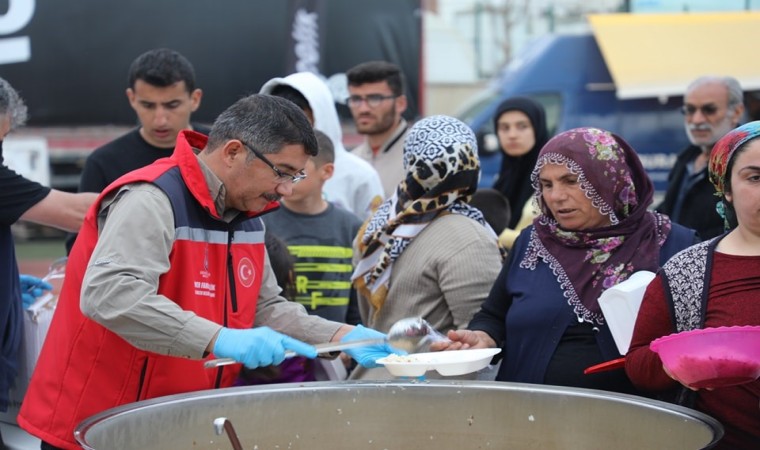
[687,75,744,108]
[0,77,28,130]
[206,94,317,161]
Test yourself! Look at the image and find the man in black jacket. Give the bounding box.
[0,77,96,448]
[66,48,206,253]
[656,76,744,239]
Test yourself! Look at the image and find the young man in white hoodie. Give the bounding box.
[260,72,383,219]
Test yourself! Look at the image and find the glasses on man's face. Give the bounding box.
[681,104,719,117]
[346,94,398,108]
[239,140,306,185]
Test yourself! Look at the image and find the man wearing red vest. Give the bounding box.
[18,94,395,449]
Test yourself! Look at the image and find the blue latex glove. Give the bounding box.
[212,327,317,369]
[19,274,53,309]
[340,325,404,369]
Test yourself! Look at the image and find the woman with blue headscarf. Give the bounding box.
[626,121,760,449]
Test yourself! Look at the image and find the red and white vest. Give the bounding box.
[18,131,276,449]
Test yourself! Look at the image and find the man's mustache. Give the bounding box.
[689,123,712,132]
[263,192,281,202]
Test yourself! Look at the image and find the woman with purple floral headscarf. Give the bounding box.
[433,127,696,394]
[626,121,760,449]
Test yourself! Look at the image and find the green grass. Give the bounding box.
[14,238,68,260]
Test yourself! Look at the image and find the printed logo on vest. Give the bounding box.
[238,257,256,288]
[200,245,211,279]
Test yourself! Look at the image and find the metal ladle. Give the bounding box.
[385,316,449,353]
[204,316,447,369]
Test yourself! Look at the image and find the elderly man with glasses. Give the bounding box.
[346,60,409,198]
[18,94,398,450]
[656,75,745,239]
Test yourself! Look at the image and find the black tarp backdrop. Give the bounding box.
[0,0,421,126]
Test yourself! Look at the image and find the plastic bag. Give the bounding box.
[0,305,55,425]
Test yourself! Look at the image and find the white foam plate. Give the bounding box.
[598,270,656,354]
[377,348,502,377]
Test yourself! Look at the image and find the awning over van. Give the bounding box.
[588,12,760,100]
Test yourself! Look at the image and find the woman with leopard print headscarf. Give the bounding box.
[349,115,503,380]
[432,127,696,393]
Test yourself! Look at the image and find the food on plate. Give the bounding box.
[382,354,436,364]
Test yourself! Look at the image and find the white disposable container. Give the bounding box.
[598,270,656,354]
[377,348,501,377]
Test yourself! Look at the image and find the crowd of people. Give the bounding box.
[1,47,758,449]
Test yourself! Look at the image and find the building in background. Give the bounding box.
[631,0,760,13]
[435,2,760,194]
[423,0,760,115]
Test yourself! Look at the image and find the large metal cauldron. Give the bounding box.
[75,381,722,450]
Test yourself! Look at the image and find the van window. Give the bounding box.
[457,89,500,125]
[530,93,561,136]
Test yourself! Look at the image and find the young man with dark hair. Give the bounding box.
[67,48,206,252]
[346,60,409,197]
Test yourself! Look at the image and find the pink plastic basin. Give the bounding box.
[650,326,760,389]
